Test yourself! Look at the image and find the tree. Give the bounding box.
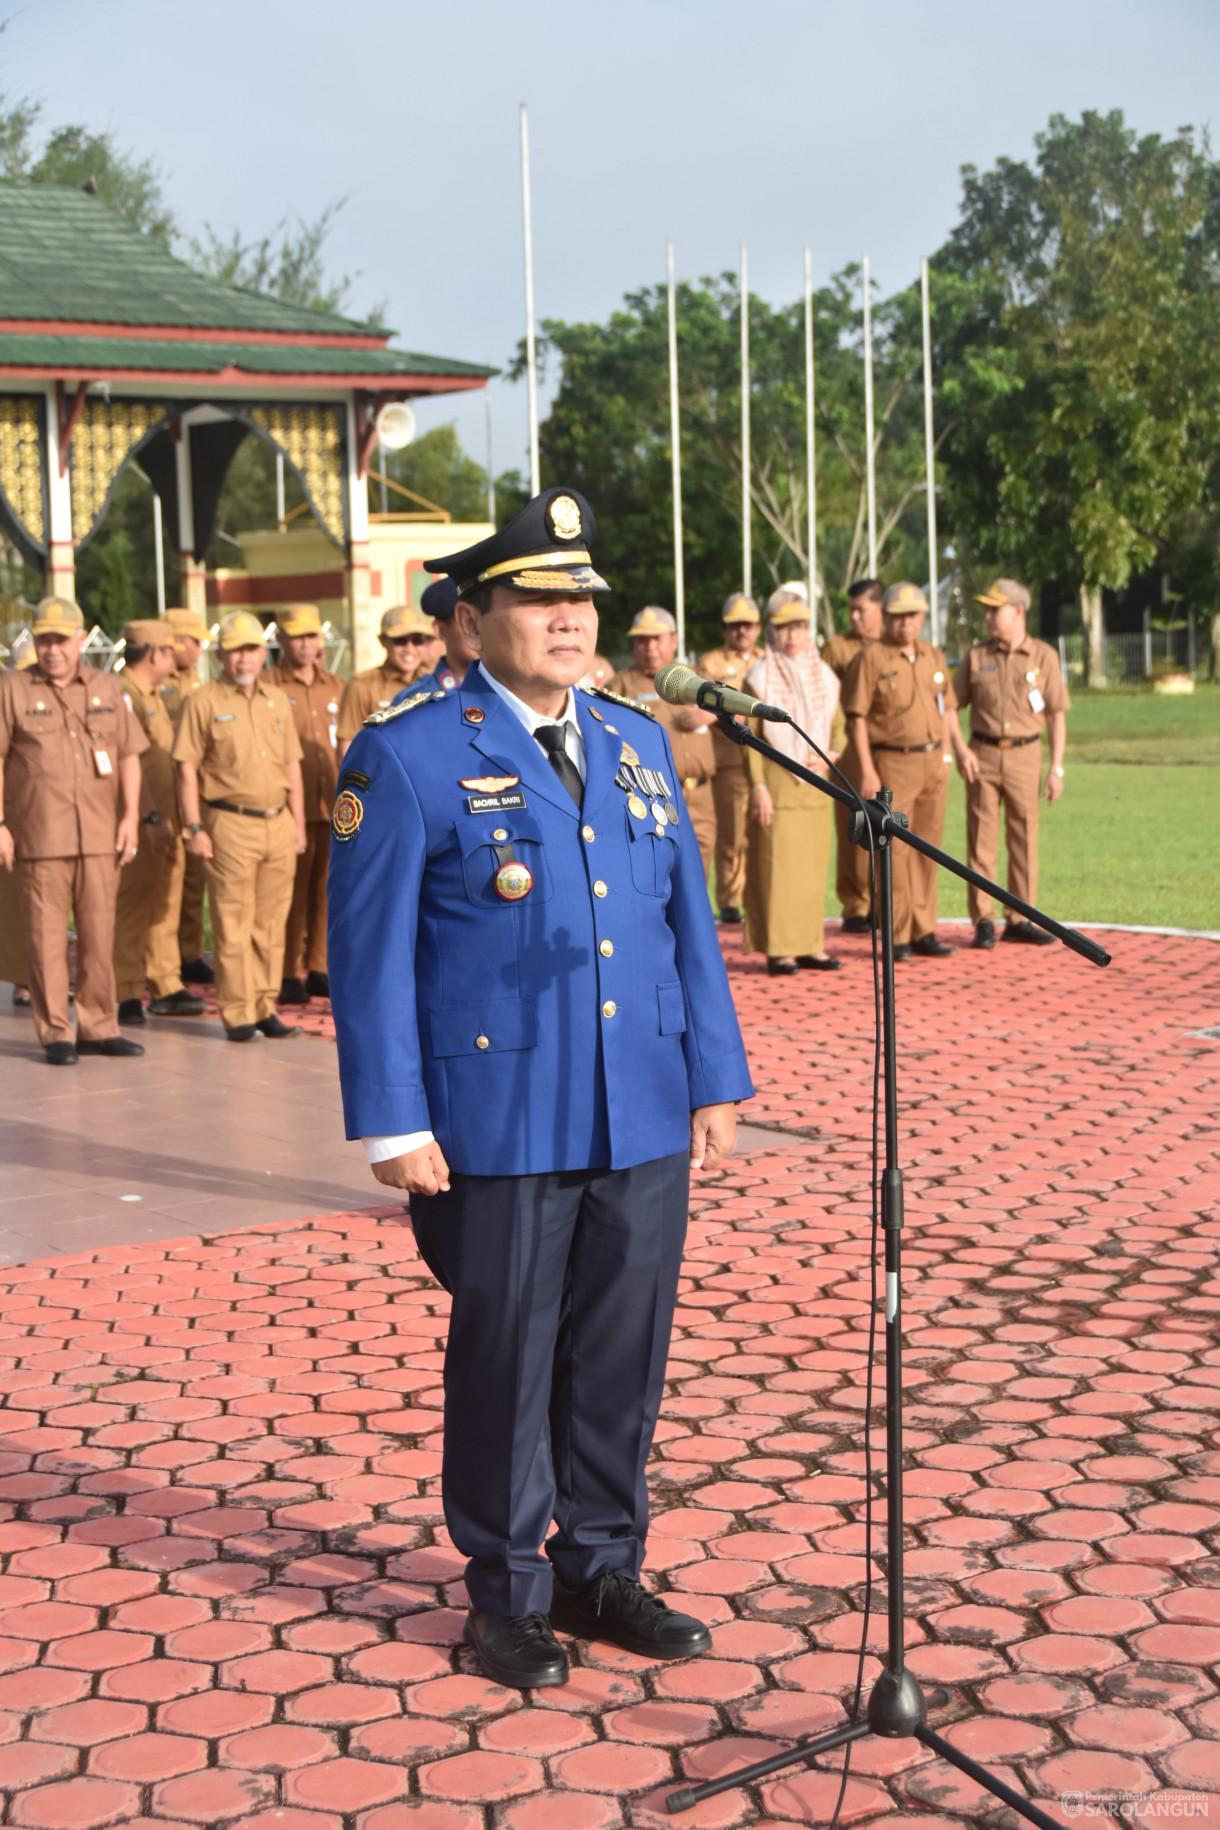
[935,111,1220,683]
[188,202,362,315]
[380,425,491,525]
[0,69,175,244]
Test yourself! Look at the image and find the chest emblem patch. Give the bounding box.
[332,788,364,842]
[459,774,520,794]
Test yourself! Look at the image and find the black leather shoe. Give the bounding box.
[841,915,873,934]
[181,957,214,984]
[117,998,147,1025]
[912,934,954,958]
[278,977,310,1005]
[972,919,996,950]
[149,989,206,1016]
[766,957,798,976]
[1003,920,1054,946]
[45,1042,77,1066]
[464,1610,569,1689]
[76,1037,144,1057]
[258,1015,301,1039]
[226,1024,258,1042]
[717,908,743,925]
[796,955,843,971]
[893,943,913,961]
[550,1571,712,1660]
[305,971,330,998]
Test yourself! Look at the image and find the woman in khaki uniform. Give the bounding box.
[842,582,956,959]
[173,612,306,1042]
[743,596,845,975]
[696,593,761,921]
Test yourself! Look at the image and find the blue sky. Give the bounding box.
[5,0,1218,477]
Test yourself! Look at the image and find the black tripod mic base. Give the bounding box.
[867,1666,930,1737]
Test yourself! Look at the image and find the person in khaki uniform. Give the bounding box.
[0,635,35,1003]
[266,603,341,1004]
[0,597,147,1064]
[948,578,1069,950]
[113,620,206,1026]
[336,604,437,761]
[823,579,884,930]
[696,593,761,922]
[173,612,306,1042]
[608,607,717,870]
[163,607,213,986]
[842,581,956,960]
[742,595,845,974]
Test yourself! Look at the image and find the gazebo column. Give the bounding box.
[174,420,207,619]
[44,384,76,599]
[346,396,375,671]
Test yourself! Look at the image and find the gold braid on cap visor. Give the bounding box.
[477,549,592,583]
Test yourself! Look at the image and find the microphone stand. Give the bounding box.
[665,714,1109,1823]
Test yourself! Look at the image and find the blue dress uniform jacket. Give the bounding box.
[328,665,753,1175]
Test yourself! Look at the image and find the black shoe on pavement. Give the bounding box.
[912,933,954,958]
[117,998,147,1025]
[841,914,873,934]
[149,989,206,1016]
[972,919,996,950]
[258,1015,301,1039]
[226,1024,258,1043]
[45,1042,77,1066]
[796,955,843,971]
[278,977,310,1005]
[893,943,913,961]
[464,1610,569,1690]
[1003,919,1054,946]
[76,1037,144,1057]
[181,957,214,984]
[550,1571,712,1660]
[717,908,743,925]
[306,971,330,998]
[766,957,798,976]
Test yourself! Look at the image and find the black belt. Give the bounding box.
[971,733,1040,750]
[205,800,286,819]
[872,741,939,754]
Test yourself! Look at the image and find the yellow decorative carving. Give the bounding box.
[249,404,346,549]
[0,395,45,547]
[70,398,171,543]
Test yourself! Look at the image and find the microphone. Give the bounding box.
[654,662,791,723]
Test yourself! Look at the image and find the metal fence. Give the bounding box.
[1058,625,1196,686]
[1,620,351,679]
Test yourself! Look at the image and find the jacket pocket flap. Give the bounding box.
[657,982,687,1035]
[453,811,546,857]
[430,999,538,1057]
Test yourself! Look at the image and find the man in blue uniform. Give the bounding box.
[328,487,753,1691]
[393,576,478,702]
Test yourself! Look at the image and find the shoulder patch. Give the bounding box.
[590,685,656,721]
[364,690,441,726]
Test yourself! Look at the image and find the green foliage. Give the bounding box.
[379,424,492,524]
[188,202,360,315]
[75,468,179,634]
[203,434,307,569]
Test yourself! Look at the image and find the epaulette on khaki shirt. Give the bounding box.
[0,663,148,859]
[953,636,1070,741]
[124,676,179,828]
[842,639,956,748]
[172,677,302,811]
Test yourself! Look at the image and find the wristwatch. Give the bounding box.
[1051,765,1065,778]
[141,811,163,826]
[185,822,204,836]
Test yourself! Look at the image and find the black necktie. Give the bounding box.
[535,722,584,809]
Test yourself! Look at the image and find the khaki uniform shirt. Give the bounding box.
[0,663,148,859]
[266,664,341,822]
[842,639,957,749]
[124,676,180,831]
[607,666,717,786]
[953,635,1070,741]
[822,631,872,682]
[172,677,303,811]
[337,663,417,743]
[697,644,762,770]
[161,669,201,727]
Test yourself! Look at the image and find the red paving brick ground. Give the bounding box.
[0,925,1218,1828]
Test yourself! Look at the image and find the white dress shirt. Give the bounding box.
[362,663,586,1166]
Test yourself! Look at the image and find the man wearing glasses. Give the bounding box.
[336,604,437,763]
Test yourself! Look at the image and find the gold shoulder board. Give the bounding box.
[364,690,440,727]
[589,685,656,721]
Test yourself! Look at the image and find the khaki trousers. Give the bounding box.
[203,809,297,1029]
[743,766,832,959]
[682,780,716,875]
[284,821,330,979]
[178,849,208,963]
[114,835,186,1002]
[966,740,1044,922]
[18,854,121,1045]
[711,759,750,911]
[832,746,873,919]
[875,749,949,945]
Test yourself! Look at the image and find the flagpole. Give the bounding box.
[862,253,877,577]
[921,255,939,645]
[740,242,751,600]
[666,238,686,659]
[520,102,541,496]
[804,246,818,632]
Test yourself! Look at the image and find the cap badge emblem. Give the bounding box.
[459,774,520,793]
[494,860,534,902]
[548,494,582,541]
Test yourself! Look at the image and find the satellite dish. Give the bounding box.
[376,402,416,450]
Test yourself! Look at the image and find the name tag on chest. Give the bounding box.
[93,749,113,777]
[466,789,527,814]
[1028,687,1046,713]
